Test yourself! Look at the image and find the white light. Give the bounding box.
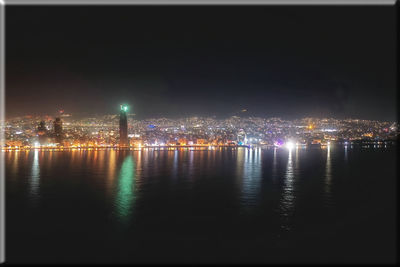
[285,141,294,150]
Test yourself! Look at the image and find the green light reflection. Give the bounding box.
[116,155,135,222]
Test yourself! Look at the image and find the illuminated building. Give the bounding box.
[177,138,187,146]
[38,121,46,134]
[119,104,129,147]
[54,117,63,144]
[237,129,246,145]
[37,121,48,145]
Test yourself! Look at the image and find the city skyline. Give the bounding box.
[6,6,397,121]
[4,104,398,150]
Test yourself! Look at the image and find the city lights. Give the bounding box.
[285,141,295,150]
[2,110,398,151]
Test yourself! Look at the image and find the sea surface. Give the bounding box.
[5,146,397,264]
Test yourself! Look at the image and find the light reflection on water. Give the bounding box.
[13,150,19,176]
[172,150,178,179]
[279,148,295,230]
[29,150,40,204]
[188,150,194,178]
[235,147,245,185]
[12,148,307,223]
[5,147,397,263]
[8,147,348,220]
[106,150,117,196]
[325,145,333,206]
[272,147,278,181]
[240,148,262,209]
[115,154,136,223]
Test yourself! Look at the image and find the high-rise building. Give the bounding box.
[38,121,46,134]
[37,121,47,145]
[119,104,129,147]
[53,117,63,144]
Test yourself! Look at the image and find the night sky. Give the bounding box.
[6,5,397,120]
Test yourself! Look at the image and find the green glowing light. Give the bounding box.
[116,155,135,222]
[121,104,128,112]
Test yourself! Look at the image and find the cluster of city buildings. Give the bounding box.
[2,105,398,150]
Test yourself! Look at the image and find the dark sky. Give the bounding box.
[6,5,397,120]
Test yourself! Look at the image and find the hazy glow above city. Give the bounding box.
[6,6,396,121]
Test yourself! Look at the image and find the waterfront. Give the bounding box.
[5,146,396,264]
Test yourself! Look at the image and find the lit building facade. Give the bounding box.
[54,117,63,144]
[37,121,48,145]
[119,104,129,146]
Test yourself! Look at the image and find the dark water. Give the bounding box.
[5,147,397,264]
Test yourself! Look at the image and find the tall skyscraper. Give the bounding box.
[37,121,47,145]
[53,117,63,144]
[119,104,129,147]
